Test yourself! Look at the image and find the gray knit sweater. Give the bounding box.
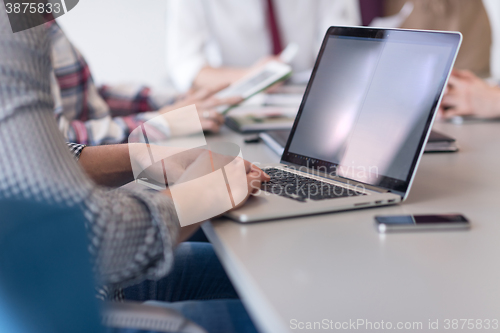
[0,7,179,288]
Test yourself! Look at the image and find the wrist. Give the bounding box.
[79,144,135,187]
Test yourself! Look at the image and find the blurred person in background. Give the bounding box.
[355,0,495,120]
[167,0,492,93]
[383,0,497,120]
[384,0,492,78]
[439,69,500,119]
[49,21,240,146]
[166,0,361,92]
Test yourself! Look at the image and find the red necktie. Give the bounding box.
[359,0,383,26]
[265,0,283,55]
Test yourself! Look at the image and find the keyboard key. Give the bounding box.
[260,168,366,202]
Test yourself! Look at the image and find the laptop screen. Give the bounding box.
[282,27,461,195]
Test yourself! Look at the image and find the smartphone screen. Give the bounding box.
[375,214,470,233]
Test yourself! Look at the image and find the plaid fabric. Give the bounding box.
[0,9,180,290]
[47,21,177,146]
[95,285,125,302]
[67,142,86,160]
[99,85,153,116]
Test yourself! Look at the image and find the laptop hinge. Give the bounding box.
[280,163,390,194]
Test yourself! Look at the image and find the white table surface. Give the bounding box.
[202,121,500,333]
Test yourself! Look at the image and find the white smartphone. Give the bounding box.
[215,61,292,114]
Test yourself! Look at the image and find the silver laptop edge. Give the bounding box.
[226,27,462,223]
[400,36,463,201]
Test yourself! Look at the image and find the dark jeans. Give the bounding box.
[119,242,258,333]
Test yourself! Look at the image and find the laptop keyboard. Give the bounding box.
[261,168,367,203]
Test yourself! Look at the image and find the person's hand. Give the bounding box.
[192,55,283,92]
[173,150,270,194]
[238,162,271,208]
[130,144,207,186]
[249,56,287,94]
[148,148,269,227]
[439,70,500,119]
[172,150,270,212]
[159,84,243,133]
[131,144,270,193]
[163,159,270,244]
[249,55,281,72]
[178,84,242,108]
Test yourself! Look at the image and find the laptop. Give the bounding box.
[226,26,462,223]
[259,129,459,155]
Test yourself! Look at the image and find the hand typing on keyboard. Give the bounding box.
[261,168,366,202]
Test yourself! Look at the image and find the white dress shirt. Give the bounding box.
[166,0,361,91]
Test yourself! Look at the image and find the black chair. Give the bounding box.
[0,199,204,333]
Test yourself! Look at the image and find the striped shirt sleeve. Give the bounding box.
[67,142,86,160]
[48,21,175,146]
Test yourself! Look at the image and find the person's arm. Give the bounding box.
[49,21,172,146]
[0,10,180,287]
[157,85,242,135]
[76,143,269,245]
[73,142,266,247]
[191,56,281,91]
[78,144,135,187]
[440,70,500,119]
[192,66,248,91]
[1,7,269,289]
[98,84,177,117]
[166,0,211,92]
[63,85,240,147]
